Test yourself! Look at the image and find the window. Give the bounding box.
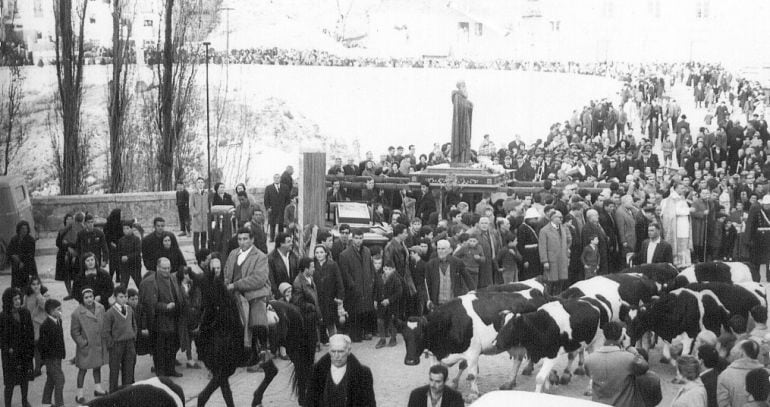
[36,31,42,40]
[89,17,96,24]
[696,0,710,18]
[144,19,153,27]
[13,185,27,206]
[550,21,560,31]
[474,22,483,36]
[33,0,43,17]
[647,0,661,18]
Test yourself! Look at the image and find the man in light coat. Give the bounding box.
[189,177,209,255]
[223,227,271,371]
[539,210,571,295]
[717,340,764,407]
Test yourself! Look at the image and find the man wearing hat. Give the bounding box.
[516,208,542,281]
[746,194,770,281]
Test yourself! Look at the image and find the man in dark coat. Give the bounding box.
[632,223,674,265]
[76,213,109,271]
[267,232,299,300]
[583,209,609,275]
[425,240,472,310]
[746,195,770,275]
[264,174,286,242]
[415,181,437,224]
[306,334,375,407]
[338,229,377,342]
[407,364,464,407]
[141,217,180,272]
[383,224,416,320]
[138,257,185,377]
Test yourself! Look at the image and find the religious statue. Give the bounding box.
[451,80,473,165]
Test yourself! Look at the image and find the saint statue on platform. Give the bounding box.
[451,80,473,165]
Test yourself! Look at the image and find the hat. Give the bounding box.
[278,282,292,296]
[524,208,540,220]
[549,210,563,219]
[762,195,770,205]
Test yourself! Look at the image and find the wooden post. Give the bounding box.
[299,150,326,231]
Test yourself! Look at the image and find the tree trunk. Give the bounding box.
[54,0,88,195]
[158,0,175,191]
[108,0,131,193]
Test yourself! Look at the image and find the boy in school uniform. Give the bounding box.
[117,220,142,288]
[39,299,65,407]
[102,285,137,392]
[581,234,600,280]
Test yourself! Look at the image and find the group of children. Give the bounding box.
[32,284,143,407]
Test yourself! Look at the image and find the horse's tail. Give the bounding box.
[279,301,316,400]
[289,332,315,400]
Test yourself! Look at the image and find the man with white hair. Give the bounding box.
[306,334,376,406]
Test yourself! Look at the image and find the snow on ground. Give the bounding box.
[9,64,621,189]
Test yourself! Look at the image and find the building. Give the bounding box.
[1,0,161,63]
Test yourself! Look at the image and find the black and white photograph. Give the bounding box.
[1,0,770,406]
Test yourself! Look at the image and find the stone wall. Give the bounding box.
[33,188,266,233]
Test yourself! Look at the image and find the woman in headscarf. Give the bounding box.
[660,182,693,267]
[7,220,37,289]
[0,287,34,407]
[103,208,123,283]
[194,253,243,407]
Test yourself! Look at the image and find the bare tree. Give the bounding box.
[0,61,26,175]
[154,0,220,190]
[107,0,135,192]
[53,0,89,194]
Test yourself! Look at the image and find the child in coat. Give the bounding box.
[581,235,600,279]
[496,238,522,283]
[39,299,65,407]
[375,261,403,349]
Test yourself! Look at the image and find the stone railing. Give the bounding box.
[32,188,266,233]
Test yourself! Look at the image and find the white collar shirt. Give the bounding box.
[646,238,660,264]
[330,364,347,385]
[238,246,253,266]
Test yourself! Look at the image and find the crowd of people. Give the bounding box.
[1,58,770,407]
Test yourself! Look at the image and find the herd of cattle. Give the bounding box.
[400,261,763,399]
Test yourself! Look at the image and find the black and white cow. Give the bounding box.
[671,262,756,290]
[684,282,768,332]
[562,273,662,324]
[80,377,184,407]
[628,288,731,364]
[475,278,545,294]
[401,287,549,396]
[620,263,679,289]
[495,296,609,393]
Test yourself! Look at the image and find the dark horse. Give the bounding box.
[252,300,316,407]
[194,269,243,407]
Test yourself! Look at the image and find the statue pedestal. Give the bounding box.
[409,164,514,189]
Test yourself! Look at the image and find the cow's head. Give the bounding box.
[628,292,681,345]
[401,316,428,366]
[495,311,524,351]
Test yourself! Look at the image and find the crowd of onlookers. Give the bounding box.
[2,58,770,407]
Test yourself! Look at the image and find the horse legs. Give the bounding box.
[500,347,526,390]
[220,378,234,407]
[252,360,279,407]
[197,375,221,407]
